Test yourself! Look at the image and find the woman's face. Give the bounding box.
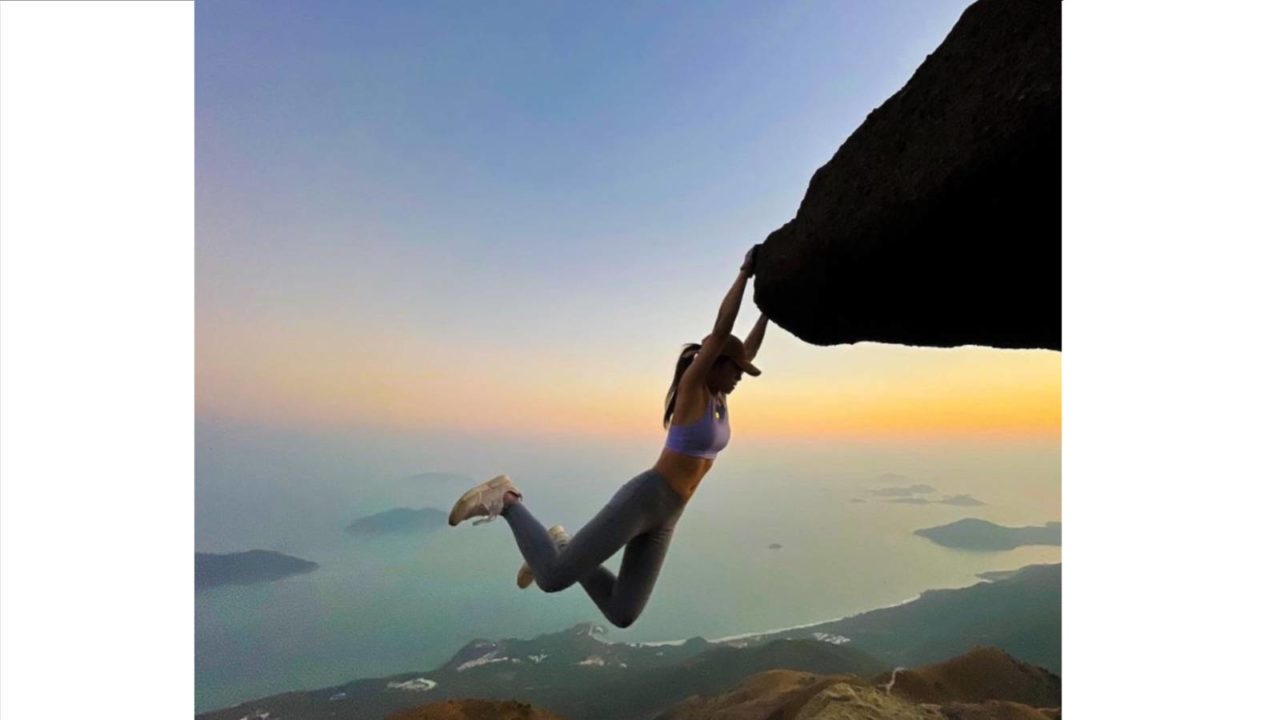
[708,358,744,394]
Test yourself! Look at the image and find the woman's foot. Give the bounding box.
[447,474,523,526]
[516,525,571,589]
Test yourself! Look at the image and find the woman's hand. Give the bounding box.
[740,244,761,277]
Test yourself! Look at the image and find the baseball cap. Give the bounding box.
[701,333,762,376]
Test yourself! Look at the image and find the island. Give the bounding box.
[196,550,318,590]
[936,494,985,507]
[870,483,936,497]
[346,507,448,535]
[914,519,1061,551]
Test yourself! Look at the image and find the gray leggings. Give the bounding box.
[501,469,687,628]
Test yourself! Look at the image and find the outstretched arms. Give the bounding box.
[682,247,758,388]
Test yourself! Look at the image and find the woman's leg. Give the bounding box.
[504,470,686,627]
[578,514,682,628]
[501,474,652,594]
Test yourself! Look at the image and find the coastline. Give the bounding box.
[625,592,924,648]
[201,564,1058,713]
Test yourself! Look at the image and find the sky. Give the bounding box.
[196,0,1059,445]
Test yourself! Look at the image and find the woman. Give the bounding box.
[447,245,767,628]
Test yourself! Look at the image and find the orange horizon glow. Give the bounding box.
[197,321,1061,443]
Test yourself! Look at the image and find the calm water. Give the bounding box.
[195,421,1060,712]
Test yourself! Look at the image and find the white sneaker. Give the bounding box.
[448,474,522,527]
[517,525,571,589]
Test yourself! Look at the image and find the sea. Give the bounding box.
[195,418,1061,712]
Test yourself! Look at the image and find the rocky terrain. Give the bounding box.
[658,645,1060,719]
[754,0,1061,350]
[872,647,1060,708]
[395,647,1061,720]
[388,699,566,720]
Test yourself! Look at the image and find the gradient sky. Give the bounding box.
[196,0,1059,443]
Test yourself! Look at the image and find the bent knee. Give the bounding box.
[534,572,576,593]
[605,607,642,629]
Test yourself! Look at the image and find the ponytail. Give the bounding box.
[663,343,702,429]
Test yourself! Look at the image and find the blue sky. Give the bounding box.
[195,0,1059,441]
[198,0,972,293]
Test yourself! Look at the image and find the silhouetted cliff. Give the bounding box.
[755,0,1061,350]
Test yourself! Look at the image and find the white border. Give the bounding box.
[1,2,193,717]
[1064,1,1279,716]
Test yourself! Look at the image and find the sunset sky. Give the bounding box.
[196,0,1059,444]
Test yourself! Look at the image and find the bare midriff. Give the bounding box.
[653,448,714,502]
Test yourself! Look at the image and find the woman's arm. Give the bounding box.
[710,268,750,340]
[682,247,758,386]
[743,313,768,362]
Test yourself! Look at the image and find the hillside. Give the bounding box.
[873,646,1060,707]
[388,699,565,720]
[654,644,1060,720]
[754,564,1061,673]
[198,565,1059,720]
[197,624,884,720]
[392,647,1063,720]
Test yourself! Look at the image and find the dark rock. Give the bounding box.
[755,0,1061,350]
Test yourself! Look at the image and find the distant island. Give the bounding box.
[196,550,318,590]
[886,493,986,506]
[870,483,936,497]
[935,494,985,507]
[915,519,1061,551]
[869,482,986,506]
[346,507,448,535]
